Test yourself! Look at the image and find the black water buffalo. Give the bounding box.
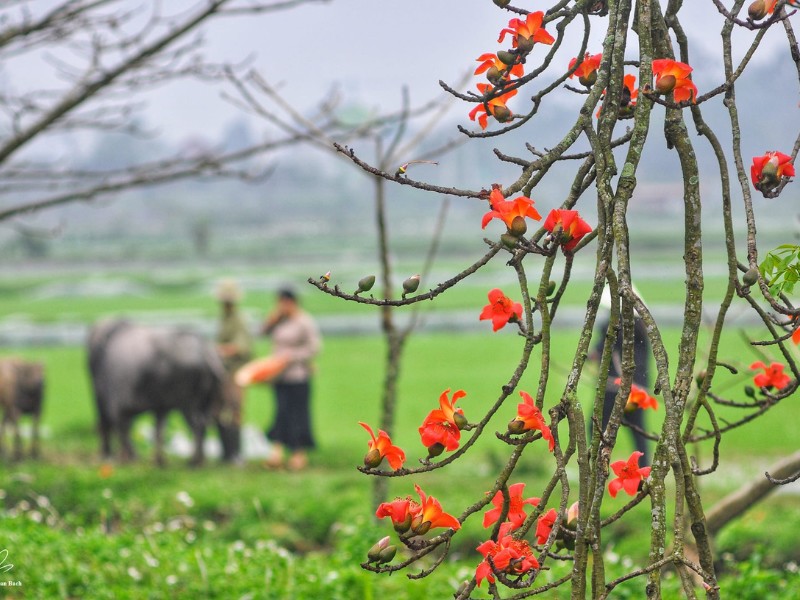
[88,319,239,466]
[0,358,45,460]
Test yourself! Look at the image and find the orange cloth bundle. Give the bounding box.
[234,355,288,387]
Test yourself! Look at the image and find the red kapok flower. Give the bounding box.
[652,58,698,104]
[376,496,420,533]
[750,361,791,390]
[481,187,542,231]
[569,52,602,87]
[597,73,638,118]
[751,151,795,192]
[508,391,555,451]
[359,421,406,470]
[613,379,659,411]
[479,288,523,332]
[498,11,555,51]
[792,327,800,345]
[468,83,518,130]
[483,483,541,529]
[543,209,593,252]
[476,522,539,587]
[412,483,461,534]
[608,451,651,498]
[475,52,524,84]
[535,508,559,545]
[419,388,467,453]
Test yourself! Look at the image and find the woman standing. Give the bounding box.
[262,288,321,471]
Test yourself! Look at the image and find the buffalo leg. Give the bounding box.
[154,413,167,467]
[184,411,205,467]
[31,414,40,459]
[12,417,22,462]
[118,416,136,462]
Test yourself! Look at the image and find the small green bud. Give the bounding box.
[402,274,421,295]
[507,419,527,434]
[486,66,504,85]
[367,536,391,563]
[364,448,383,469]
[393,513,413,534]
[411,518,431,536]
[496,50,517,66]
[516,36,534,54]
[500,232,519,249]
[742,268,759,286]
[492,105,512,123]
[356,275,376,294]
[453,412,468,430]
[744,386,756,398]
[546,280,557,296]
[695,370,707,388]
[426,442,445,459]
[578,70,597,88]
[378,544,397,563]
[509,215,527,237]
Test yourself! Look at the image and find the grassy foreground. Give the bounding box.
[1,330,799,598]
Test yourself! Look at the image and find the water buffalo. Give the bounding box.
[0,358,45,460]
[88,319,239,466]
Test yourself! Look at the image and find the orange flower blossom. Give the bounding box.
[468,83,518,130]
[475,522,539,587]
[498,11,555,51]
[481,187,542,231]
[475,52,524,84]
[479,288,523,332]
[750,361,791,390]
[613,378,659,411]
[508,390,555,451]
[358,421,406,470]
[483,482,540,529]
[608,451,651,498]
[569,52,602,86]
[652,58,698,104]
[376,496,417,533]
[535,508,559,545]
[418,388,467,454]
[543,209,593,252]
[751,151,795,191]
[792,326,800,345]
[411,483,461,534]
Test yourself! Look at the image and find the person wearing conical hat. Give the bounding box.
[215,279,253,462]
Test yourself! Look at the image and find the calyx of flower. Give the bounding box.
[364,448,383,468]
[655,74,676,94]
[748,0,767,19]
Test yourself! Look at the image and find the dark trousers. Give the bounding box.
[267,381,315,450]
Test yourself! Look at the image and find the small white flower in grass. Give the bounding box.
[176,491,194,508]
[102,489,113,500]
[185,531,196,543]
[119,548,132,558]
[0,489,6,500]
[166,575,178,586]
[18,500,30,511]
[143,552,159,568]
[28,510,42,523]
[36,495,50,508]
[128,567,142,581]
[203,520,216,531]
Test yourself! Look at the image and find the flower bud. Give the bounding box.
[367,536,392,563]
[492,105,512,123]
[393,512,413,534]
[744,385,756,398]
[411,517,431,536]
[356,275,376,294]
[578,70,598,88]
[426,442,445,459]
[402,274,421,295]
[377,544,397,564]
[496,50,516,66]
[493,0,511,6]
[695,370,707,388]
[486,66,504,85]
[748,0,768,20]
[655,74,676,95]
[453,411,468,430]
[509,215,527,237]
[363,448,383,469]
[546,280,557,296]
[500,232,519,249]
[507,418,527,434]
[742,268,759,286]
[516,36,534,54]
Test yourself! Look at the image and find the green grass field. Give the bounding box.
[0,264,798,598]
